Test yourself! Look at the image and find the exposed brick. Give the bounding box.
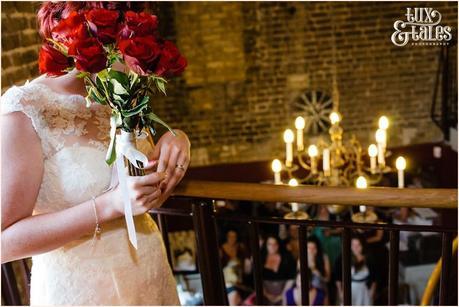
[1,1,457,167]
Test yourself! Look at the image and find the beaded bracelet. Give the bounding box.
[91,196,102,243]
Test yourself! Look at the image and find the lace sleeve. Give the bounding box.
[1,85,51,157]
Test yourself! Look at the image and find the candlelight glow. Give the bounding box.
[356,176,368,189]
[375,129,386,143]
[288,178,299,187]
[378,116,389,130]
[396,156,406,170]
[368,144,378,157]
[295,116,305,130]
[308,145,318,157]
[271,159,282,173]
[329,112,341,125]
[283,129,294,143]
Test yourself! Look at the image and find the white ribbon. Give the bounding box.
[115,130,149,250]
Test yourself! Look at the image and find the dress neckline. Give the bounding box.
[25,81,87,102]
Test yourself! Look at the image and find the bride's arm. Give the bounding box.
[1,113,164,263]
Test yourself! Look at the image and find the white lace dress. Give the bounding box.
[1,81,180,305]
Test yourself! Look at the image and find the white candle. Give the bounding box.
[291,203,299,212]
[376,129,386,167]
[295,116,305,151]
[368,144,378,174]
[396,156,406,188]
[271,159,282,185]
[288,178,299,212]
[284,129,294,167]
[308,145,318,174]
[359,205,366,213]
[323,148,330,176]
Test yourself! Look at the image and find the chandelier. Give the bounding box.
[272,13,407,221]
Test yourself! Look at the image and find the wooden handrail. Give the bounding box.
[173,180,458,209]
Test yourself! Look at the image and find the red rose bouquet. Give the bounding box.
[39,8,186,164]
[39,8,187,248]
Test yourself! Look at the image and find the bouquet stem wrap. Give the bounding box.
[115,130,149,249]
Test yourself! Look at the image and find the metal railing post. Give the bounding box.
[192,200,228,305]
[389,230,400,305]
[342,228,352,305]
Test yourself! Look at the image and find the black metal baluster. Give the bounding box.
[157,214,173,267]
[1,262,22,306]
[439,232,453,305]
[298,225,310,305]
[389,230,400,305]
[192,201,228,305]
[248,220,264,305]
[342,228,352,305]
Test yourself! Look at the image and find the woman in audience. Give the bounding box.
[261,235,297,304]
[282,272,327,306]
[336,236,376,305]
[220,228,249,305]
[306,235,330,305]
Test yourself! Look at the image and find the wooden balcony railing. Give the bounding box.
[157,180,457,306]
[2,180,458,305]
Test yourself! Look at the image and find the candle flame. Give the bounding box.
[378,116,389,130]
[356,176,368,189]
[308,145,318,157]
[330,112,341,125]
[368,144,378,157]
[295,116,305,129]
[271,159,282,173]
[283,129,294,143]
[396,156,406,170]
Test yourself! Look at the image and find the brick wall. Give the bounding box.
[1,1,457,167]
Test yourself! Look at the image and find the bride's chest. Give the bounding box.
[34,99,115,213]
[35,145,113,214]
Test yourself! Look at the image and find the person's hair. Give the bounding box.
[261,235,288,264]
[351,235,367,272]
[307,235,325,276]
[37,1,146,39]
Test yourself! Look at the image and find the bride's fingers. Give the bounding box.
[143,160,158,170]
[132,185,158,200]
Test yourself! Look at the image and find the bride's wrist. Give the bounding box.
[95,190,124,222]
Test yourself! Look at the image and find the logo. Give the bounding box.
[391,8,452,46]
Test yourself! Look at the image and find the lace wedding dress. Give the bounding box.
[1,81,180,305]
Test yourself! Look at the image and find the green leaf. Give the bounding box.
[155,78,167,96]
[146,111,176,135]
[97,69,109,81]
[77,71,90,79]
[121,96,149,117]
[85,96,93,108]
[108,69,130,85]
[130,71,139,89]
[105,112,122,165]
[111,78,128,95]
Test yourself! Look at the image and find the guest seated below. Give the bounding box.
[220,228,250,305]
[336,236,377,306]
[282,272,326,305]
[306,235,331,305]
[261,235,297,304]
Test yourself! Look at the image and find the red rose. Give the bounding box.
[118,11,158,39]
[38,44,73,76]
[68,37,107,73]
[118,36,162,75]
[85,8,120,44]
[155,40,187,77]
[51,11,88,46]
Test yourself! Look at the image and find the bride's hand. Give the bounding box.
[150,129,190,194]
[109,164,167,217]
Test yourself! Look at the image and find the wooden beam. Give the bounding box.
[173,180,457,209]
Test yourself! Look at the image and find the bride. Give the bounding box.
[1,2,190,305]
